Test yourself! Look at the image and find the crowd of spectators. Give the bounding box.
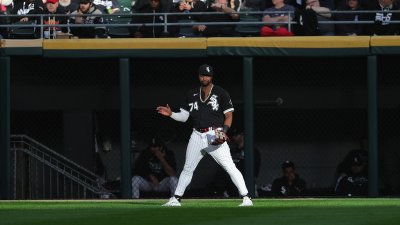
[1,0,399,38]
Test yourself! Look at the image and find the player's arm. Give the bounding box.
[156,104,189,122]
[158,156,177,177]
[154,148,177,177]
[223,111,233,133]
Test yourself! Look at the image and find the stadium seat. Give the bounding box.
[107,16,131,38]
[235,11,262,37]
[177,19,197,38]
[10,21,37,39]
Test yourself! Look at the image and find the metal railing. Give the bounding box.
[10,135,111,199]
[1,10,399,38]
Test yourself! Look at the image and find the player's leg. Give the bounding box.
[174,132,206,196]
[131,175,153,198]
[163,132,206,206]
[153,176,178,196]
[209,143,249,196]
[209,143,253,206]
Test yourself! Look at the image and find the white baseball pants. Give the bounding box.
[174,129,249,197]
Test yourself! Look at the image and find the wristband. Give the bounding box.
[223,125,230,133]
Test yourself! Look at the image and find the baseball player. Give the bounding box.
[156,64,253,207]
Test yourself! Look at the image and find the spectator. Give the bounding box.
[271,160,307,197]
[11,0,44,23]
[334,149,368,196]
[305,0,335,35]
[175,0,206,20]
[131,137,178,199]
[69,0,107,38]
[365,0,400,35]
[193,0,240,37]
[211,127,261,197]
[132,0,174,12]
[174,0,206,36]
[58,0,79,13]
[130,0,179,38]
[335,145,368,181]
[42,0,69,39]
[260,0,295,36]
[0,0,12,38]
[334,0,365,35]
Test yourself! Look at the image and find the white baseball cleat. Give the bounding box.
[162,197,181,207]
[239,196,253,207]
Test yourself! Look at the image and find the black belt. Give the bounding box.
[195,127,221,133]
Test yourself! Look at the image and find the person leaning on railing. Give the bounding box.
[42,0,69,38]
[305,0,335,35]
[69,0,107,38]
[365,0,400,35]
[260,0,295,36]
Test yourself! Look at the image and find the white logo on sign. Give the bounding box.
[207,94,219,111]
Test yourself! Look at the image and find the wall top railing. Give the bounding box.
[2,36,400,58]
[0,10,400,27]
[1,10,400,31]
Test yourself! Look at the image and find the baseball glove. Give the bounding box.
[210,129,228,145]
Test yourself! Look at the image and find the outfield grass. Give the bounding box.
[1,198,400,225]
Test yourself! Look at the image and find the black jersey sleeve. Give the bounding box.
[220,88,234,114]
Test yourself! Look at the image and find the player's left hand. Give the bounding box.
[156,104,172,117]
[210,129,228,145]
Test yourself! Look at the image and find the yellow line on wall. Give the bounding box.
[207,37,371,48]
[43,38,207,50]
[370,36,400,47]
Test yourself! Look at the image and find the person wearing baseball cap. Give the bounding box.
[271,160,307,197]
[42,0,69,38]
[68,0,107,38]
[131,137,178,199]
[157,63,254,207]
[335,149,368,196]
[198,64,213,76]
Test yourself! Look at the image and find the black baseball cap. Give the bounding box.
[282,160,295,170]
[198,64,213,76]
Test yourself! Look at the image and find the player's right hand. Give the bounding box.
[156,104,172,117]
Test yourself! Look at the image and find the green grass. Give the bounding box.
[1,198,400,225]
